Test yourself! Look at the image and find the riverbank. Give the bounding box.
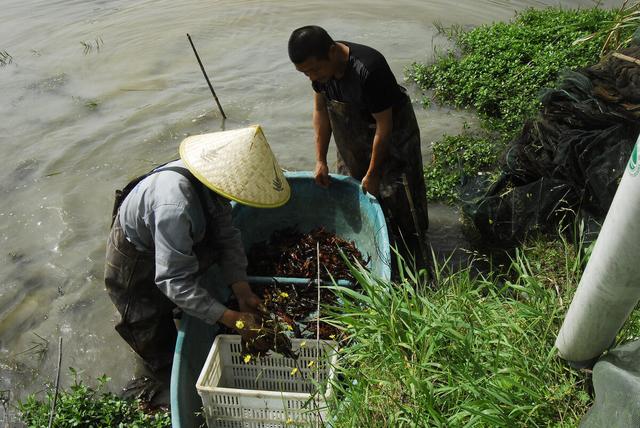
[324,3,640,426]
[12,2,638,427]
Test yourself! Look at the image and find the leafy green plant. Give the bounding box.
[424,133,501,202]
[18,369,170,428]
[409,7,625,203]
[410,7,615,136]
[326,236,592,427]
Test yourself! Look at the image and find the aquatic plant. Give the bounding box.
[410,7,614,135]
[15,332,49,363]
[18,369,170,428]
[409,7,622,202]
[0,50,13,66]
[80,37,104,55]
[424,132,500,202]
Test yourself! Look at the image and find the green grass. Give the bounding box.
[325,235,598,427]
[408,7,632,202]
[18,369,170,428]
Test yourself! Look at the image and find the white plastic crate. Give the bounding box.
[196,334,337,427]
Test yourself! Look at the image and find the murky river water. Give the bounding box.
[0,0,617,416]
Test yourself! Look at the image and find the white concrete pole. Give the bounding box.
[556,135,640,364]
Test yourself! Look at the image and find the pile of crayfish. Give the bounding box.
[247,226,368,281]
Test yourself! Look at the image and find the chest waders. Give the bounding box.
[104,166,219,372]
[325,95,429,270]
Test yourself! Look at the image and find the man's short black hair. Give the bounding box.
[288,25,335,64]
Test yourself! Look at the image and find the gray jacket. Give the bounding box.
[118,159,247,323]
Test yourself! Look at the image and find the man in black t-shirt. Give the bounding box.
[288,25,430,271]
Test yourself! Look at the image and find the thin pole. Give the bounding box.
[401,174,430,272]
[48,337,63,428]
[316,241,321,428]
[186,33,227,119]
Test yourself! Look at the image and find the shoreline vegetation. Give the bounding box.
[409,6,634,203]
[16,4,640,427]
[17,370,171,427]
[323,4,638,426]
[329,235,590,426]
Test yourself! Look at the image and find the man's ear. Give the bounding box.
[328,43,338,61]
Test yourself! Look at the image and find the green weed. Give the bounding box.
[410,8,616,136]
[424,133,501,202]
[18,368,170,427]
[326,236,593,427]
[573,0,640,56]
[410,7,632,202]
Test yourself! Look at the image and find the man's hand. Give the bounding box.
[231,281,262,313]
[220,310,273,356]
[219,310,261,335]
[220,310,271,353]
[314,161,330,188]
[361,171,381,196]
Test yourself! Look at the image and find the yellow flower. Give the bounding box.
[286,324,293,331]
[243,354,252,363]
[307,361,315,368]
[279,292,289,298]
[235,320,245,330]
[299,341,306,348]
[286,418,294,425]
[329,334,336,339]
[290,367,299,376]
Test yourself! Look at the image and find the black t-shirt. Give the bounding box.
[312,41,406,118]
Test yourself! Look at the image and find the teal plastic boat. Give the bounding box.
[170,172,390,427]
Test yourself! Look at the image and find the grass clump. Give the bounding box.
[409,7,629,202]
[327,237,592,427]
[81,37,104,55]
[0,50,13,66]
[575,0,640,56]
[18,369,170,428]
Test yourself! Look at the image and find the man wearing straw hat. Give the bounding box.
[104,125,290,378]
[288,26,430,270]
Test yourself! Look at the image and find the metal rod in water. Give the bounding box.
[187,33,227,119]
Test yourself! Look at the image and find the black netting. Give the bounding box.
[461,46,640,244]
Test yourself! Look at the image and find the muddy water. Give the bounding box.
[0,0,617,412]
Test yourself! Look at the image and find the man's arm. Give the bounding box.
[313,92,332,187]
[153,194,256,326]
[153,204,230,324]
[362,107,393,195]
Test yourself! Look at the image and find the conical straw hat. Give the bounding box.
[179,125,290,208]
